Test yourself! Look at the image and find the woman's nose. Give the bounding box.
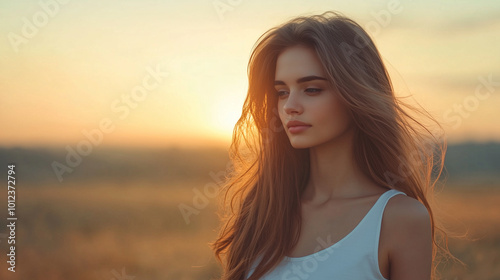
[283,90,303,115]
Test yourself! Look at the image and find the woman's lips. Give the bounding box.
[288,125,311,134]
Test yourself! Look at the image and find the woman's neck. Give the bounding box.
[302,128,380,206]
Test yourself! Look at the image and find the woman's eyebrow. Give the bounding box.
[274,75,327,86]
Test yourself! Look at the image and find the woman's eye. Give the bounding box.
[276,90,288,97]
[275,88,322,98]
[306,88,322,93]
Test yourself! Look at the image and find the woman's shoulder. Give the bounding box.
[384,193,431,226]
[381,192,433,274]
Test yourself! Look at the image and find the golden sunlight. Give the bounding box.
[210,89,246,138]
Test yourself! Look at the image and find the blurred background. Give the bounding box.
[0,0,499,279]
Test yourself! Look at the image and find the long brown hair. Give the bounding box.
[209,10,454,280]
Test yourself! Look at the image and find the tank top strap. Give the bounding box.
[371,189,408,233]
[345,188,407,239]
[371,189,407,221]
[371,188,408,241]
[343,188,407,276]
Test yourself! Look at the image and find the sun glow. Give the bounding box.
[211,90,246,138]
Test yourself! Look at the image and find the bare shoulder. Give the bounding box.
[381,193,433,279]
[384,194,431,226]
[382,194,432,240]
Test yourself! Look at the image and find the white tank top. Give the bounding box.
[245,189,407,280]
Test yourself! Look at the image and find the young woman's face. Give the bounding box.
[274,45,354,149]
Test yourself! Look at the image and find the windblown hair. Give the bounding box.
[210,10,454,280]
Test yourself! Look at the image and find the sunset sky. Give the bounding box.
[1,0,499,149]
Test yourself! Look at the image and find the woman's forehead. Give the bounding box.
[275,46,326,81]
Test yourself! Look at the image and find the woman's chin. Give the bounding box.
[289,140,313,149]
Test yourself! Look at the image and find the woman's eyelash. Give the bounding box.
[275,88,322,96]
[305,88,322,93]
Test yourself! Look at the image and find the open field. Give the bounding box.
[0,181,498,280]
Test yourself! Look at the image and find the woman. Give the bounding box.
[210,11,453,280]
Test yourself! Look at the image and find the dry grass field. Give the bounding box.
[0,181,498,280]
